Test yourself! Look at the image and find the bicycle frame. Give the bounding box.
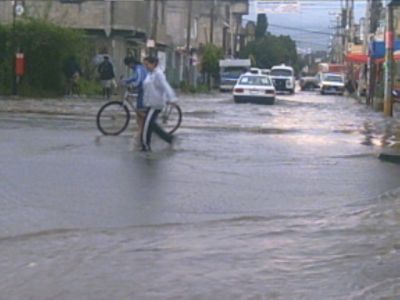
[122,88,137,112]
[122,88,173,117]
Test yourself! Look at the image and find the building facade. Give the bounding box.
[0,0,249,84]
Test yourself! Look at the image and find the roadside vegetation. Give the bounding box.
[0,20,90,97]
[239,14,299,72]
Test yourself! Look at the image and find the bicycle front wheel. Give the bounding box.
[159,103,182,134]
[96,101,130,135]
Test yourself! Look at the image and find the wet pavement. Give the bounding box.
[1,92,400,299]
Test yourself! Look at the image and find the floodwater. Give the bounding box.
[0,92,400,299]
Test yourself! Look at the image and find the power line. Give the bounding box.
[268,24,333,36]
[242,17,335,36]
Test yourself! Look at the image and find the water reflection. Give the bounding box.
[1,188,399,299]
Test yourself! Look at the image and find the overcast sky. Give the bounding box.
[245,0,367,52]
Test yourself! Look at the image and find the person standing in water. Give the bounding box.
[141,56,176,151]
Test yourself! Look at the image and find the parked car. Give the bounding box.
[319,73,345,95]
[261,69,271,76]
[270,64,296,94]
[249,67,262,75]
[299,73,319,90]
[233,74,276,105]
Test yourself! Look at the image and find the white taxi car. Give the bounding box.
[319,73,345,95]
[233,73,276,105]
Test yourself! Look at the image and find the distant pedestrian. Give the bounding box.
[98,55,115,100]
[63,56,82,97]
[141,56,176,152]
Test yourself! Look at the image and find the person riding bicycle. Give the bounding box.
[141,56,176,152]
[122,56,148,138]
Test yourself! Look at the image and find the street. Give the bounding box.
[1,91,400,299]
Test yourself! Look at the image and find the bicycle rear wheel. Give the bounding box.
[159,103,182,134]
[96,101,130,135]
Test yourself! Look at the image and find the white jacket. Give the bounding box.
[143,67,176,109]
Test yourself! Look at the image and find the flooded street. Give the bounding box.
[1,92,400,299]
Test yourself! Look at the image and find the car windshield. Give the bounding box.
[239,76,272,86]
[271,69,293,76]
[324,75,343,83]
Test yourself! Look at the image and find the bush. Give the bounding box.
[0,20,89,97]
[79,78,103,97]
[201,44,224,82]
[179,81,210,94]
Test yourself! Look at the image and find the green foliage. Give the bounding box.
[239,34,299,72]
[79,78,103,96]
[255,14,268,39]
[241,13,298,72]
[201,43,224,79]
[179,81,209,94]
[0,19,88,96]
[0,25,13,94]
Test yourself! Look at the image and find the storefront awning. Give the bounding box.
[345,53,368,63]
[345,52,400,63]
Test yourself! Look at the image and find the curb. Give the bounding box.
[378,149,400,164]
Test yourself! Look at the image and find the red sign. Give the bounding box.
[15,53,25,76]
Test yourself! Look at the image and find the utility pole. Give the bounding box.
[384,2,394,116]
[149,0,158,56]
[12,0,17,95]
[210,0,215,43]
[186,0,193,85]
[367,0,382,107]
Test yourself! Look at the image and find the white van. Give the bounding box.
[270,64,296,94]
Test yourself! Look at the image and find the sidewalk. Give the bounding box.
[353,95,400,164]
[0,96,104,118]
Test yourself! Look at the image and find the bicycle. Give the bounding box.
[96,86,182,136]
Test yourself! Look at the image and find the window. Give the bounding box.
[239,76,272,86]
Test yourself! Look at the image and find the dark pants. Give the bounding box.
[141,108,173,151]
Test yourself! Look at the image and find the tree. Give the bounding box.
[255,14,268,39]
[200,44,224,89]
[0,20,88,96]
[239,33,299,72]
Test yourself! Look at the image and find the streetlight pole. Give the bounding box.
[12,0,17,95]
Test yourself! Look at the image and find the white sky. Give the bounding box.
[245,0,367,51]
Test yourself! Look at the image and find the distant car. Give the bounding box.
[261,69,271,76]
[233,74,276,105]
[319,73,345,95]
[299,74,319,90]
[249,67,262,75]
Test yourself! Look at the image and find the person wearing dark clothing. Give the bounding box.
[63,56,82,97]
[98,56,115,100]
